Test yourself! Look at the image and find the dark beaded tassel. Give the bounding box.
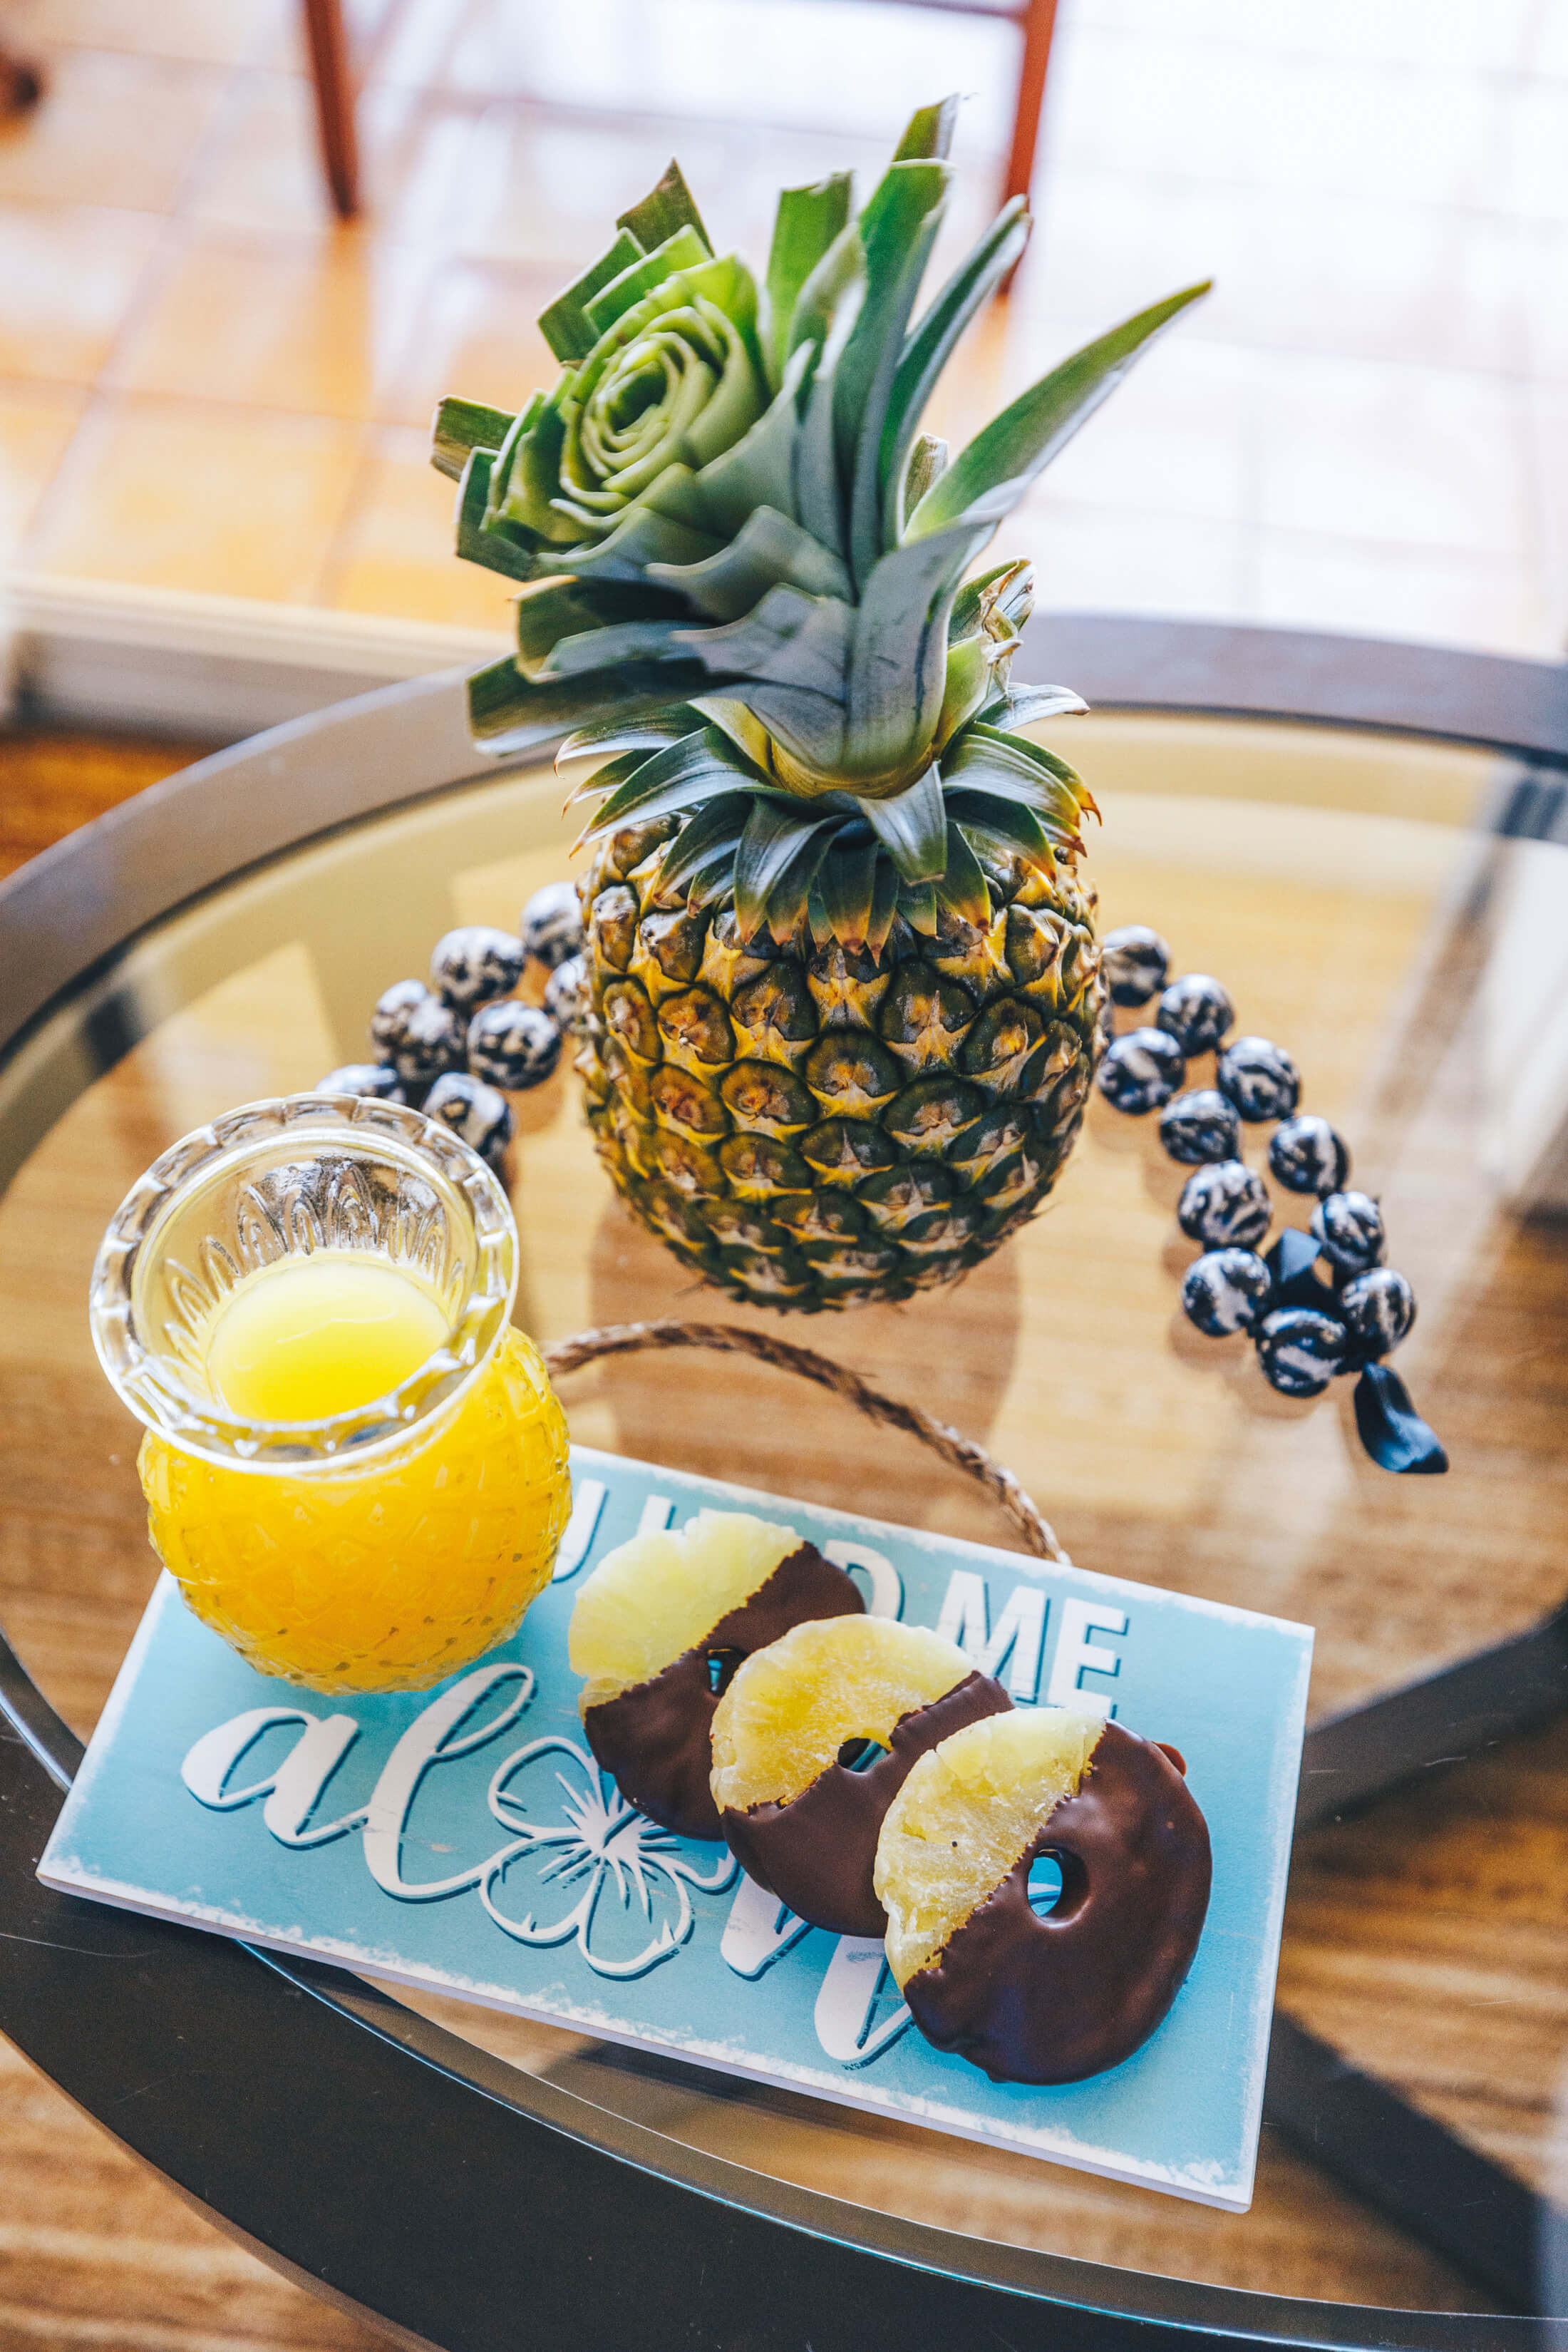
[1098,922,1443,1473]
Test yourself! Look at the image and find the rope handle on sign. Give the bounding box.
[541,1318,1068,1566]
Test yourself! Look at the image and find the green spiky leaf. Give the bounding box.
[584,222,712,339]
[940,756,1084,850]
[617,160,711,260]
[880,199,1029,542]
[558,704,705,764]
[515,575,686,681]
[468,657,701,756]
[934,820,991,926]
[981,682,1090,727]
[907,282,1212,540]
[538,230,643,364]
[764,175,854,389]
[654,790,755,898]
[901,432,947,530]
[865,856,901,957]
[584,726,747,833]
[815,828,880,951]
[734,800,836,940]
[948,793,1054,870]
[647,504,850,619]
[892,96,959,160]
[432,396,515,483]
[898,879,939,935]
[856,762,946,883]
[961,720,1090,805]
[560,748,646,811]
[455,449,539,582]
[839,159,950,592]
[843,515,996,786]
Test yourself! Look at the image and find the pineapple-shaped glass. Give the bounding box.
[432,99,1208,1311]
[89,1094,571,1693]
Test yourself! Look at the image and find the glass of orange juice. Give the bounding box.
[89,1093,571,1693]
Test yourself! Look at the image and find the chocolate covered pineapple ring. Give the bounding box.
[877,1708,1210,2083]
[569,1510,862,1840]
[710,1616,1011,1937]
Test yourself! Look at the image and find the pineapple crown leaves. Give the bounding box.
[432,105,1207,953]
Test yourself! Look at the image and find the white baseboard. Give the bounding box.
[2,575,507,740]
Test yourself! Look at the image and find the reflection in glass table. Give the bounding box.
[1,623,1566,2350]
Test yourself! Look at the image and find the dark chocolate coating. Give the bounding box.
[582,1543,862,1841]
[903,1720,1211,2085]
[721,1670,1012,1938]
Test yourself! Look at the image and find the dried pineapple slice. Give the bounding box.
[711,1616,979,1812]
[709,1615,1013,1936]
[876,1709,1212,2084]
[570,1509,800,1709]
[569,1508,863,1842]
[875,1706,1102,1989]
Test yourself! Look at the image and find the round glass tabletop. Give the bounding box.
[2,677,1565,2341]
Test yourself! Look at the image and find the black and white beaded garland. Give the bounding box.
[317,884,587,1171]
[1159,1088,1240,1166]
[429,924,527,1013]
[468,1000,563,1092]
[1096,923,1445,1474]
[1098,1026,1185,1113]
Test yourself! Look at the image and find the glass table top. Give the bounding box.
[2,707,1564,2323]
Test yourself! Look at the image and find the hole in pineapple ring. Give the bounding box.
[1019,1839,1088,1926]
[835,1736,891,1774]
[1027,1853,1066,1916]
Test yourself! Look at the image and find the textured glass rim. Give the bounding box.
[88,1092,518,1474]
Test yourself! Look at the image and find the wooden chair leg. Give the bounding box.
[301,0,359,221]
[1004,0,1061,212]
[0,44,43,117]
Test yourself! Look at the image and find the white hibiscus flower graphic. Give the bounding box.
[480,1735,736,1979]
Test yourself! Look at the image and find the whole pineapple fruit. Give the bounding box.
[432,101,1206,1311]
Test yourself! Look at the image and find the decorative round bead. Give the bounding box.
[1100,925,1170,1008]
[316,1063,404,1103]
[1157,973,1233,1057]
[1177,1159,1272,1249]
[390,996,466,1088]
[468,1000,563,1091]
[1159,1087,1241,1165]
[1339,1266,1415,1357]
[423,1072,513,1169]
[1096,1027,1185,1113]
[369,977,432,1058]
[430,925,525,1012]
[1311,1188,1386,1273]
[1180,1248,1272,1337]
[1256,1308,1346,1397]
[1216,1034,1301,1123]
[520,880,585,970]
[1269,1113,1349,1197]
[543,951,590,1034]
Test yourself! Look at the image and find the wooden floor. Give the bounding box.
[0,729,393,2352]
[2,721,1567,2343]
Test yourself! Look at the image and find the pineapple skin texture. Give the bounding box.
[574,824,1107,1312]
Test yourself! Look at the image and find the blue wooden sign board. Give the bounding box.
[39,1447,1312,2211]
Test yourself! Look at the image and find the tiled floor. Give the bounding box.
[0,0,1565,657]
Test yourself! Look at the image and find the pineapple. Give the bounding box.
[432,101,1206,1310]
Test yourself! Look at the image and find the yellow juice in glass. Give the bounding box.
[93,1096,571,1695]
